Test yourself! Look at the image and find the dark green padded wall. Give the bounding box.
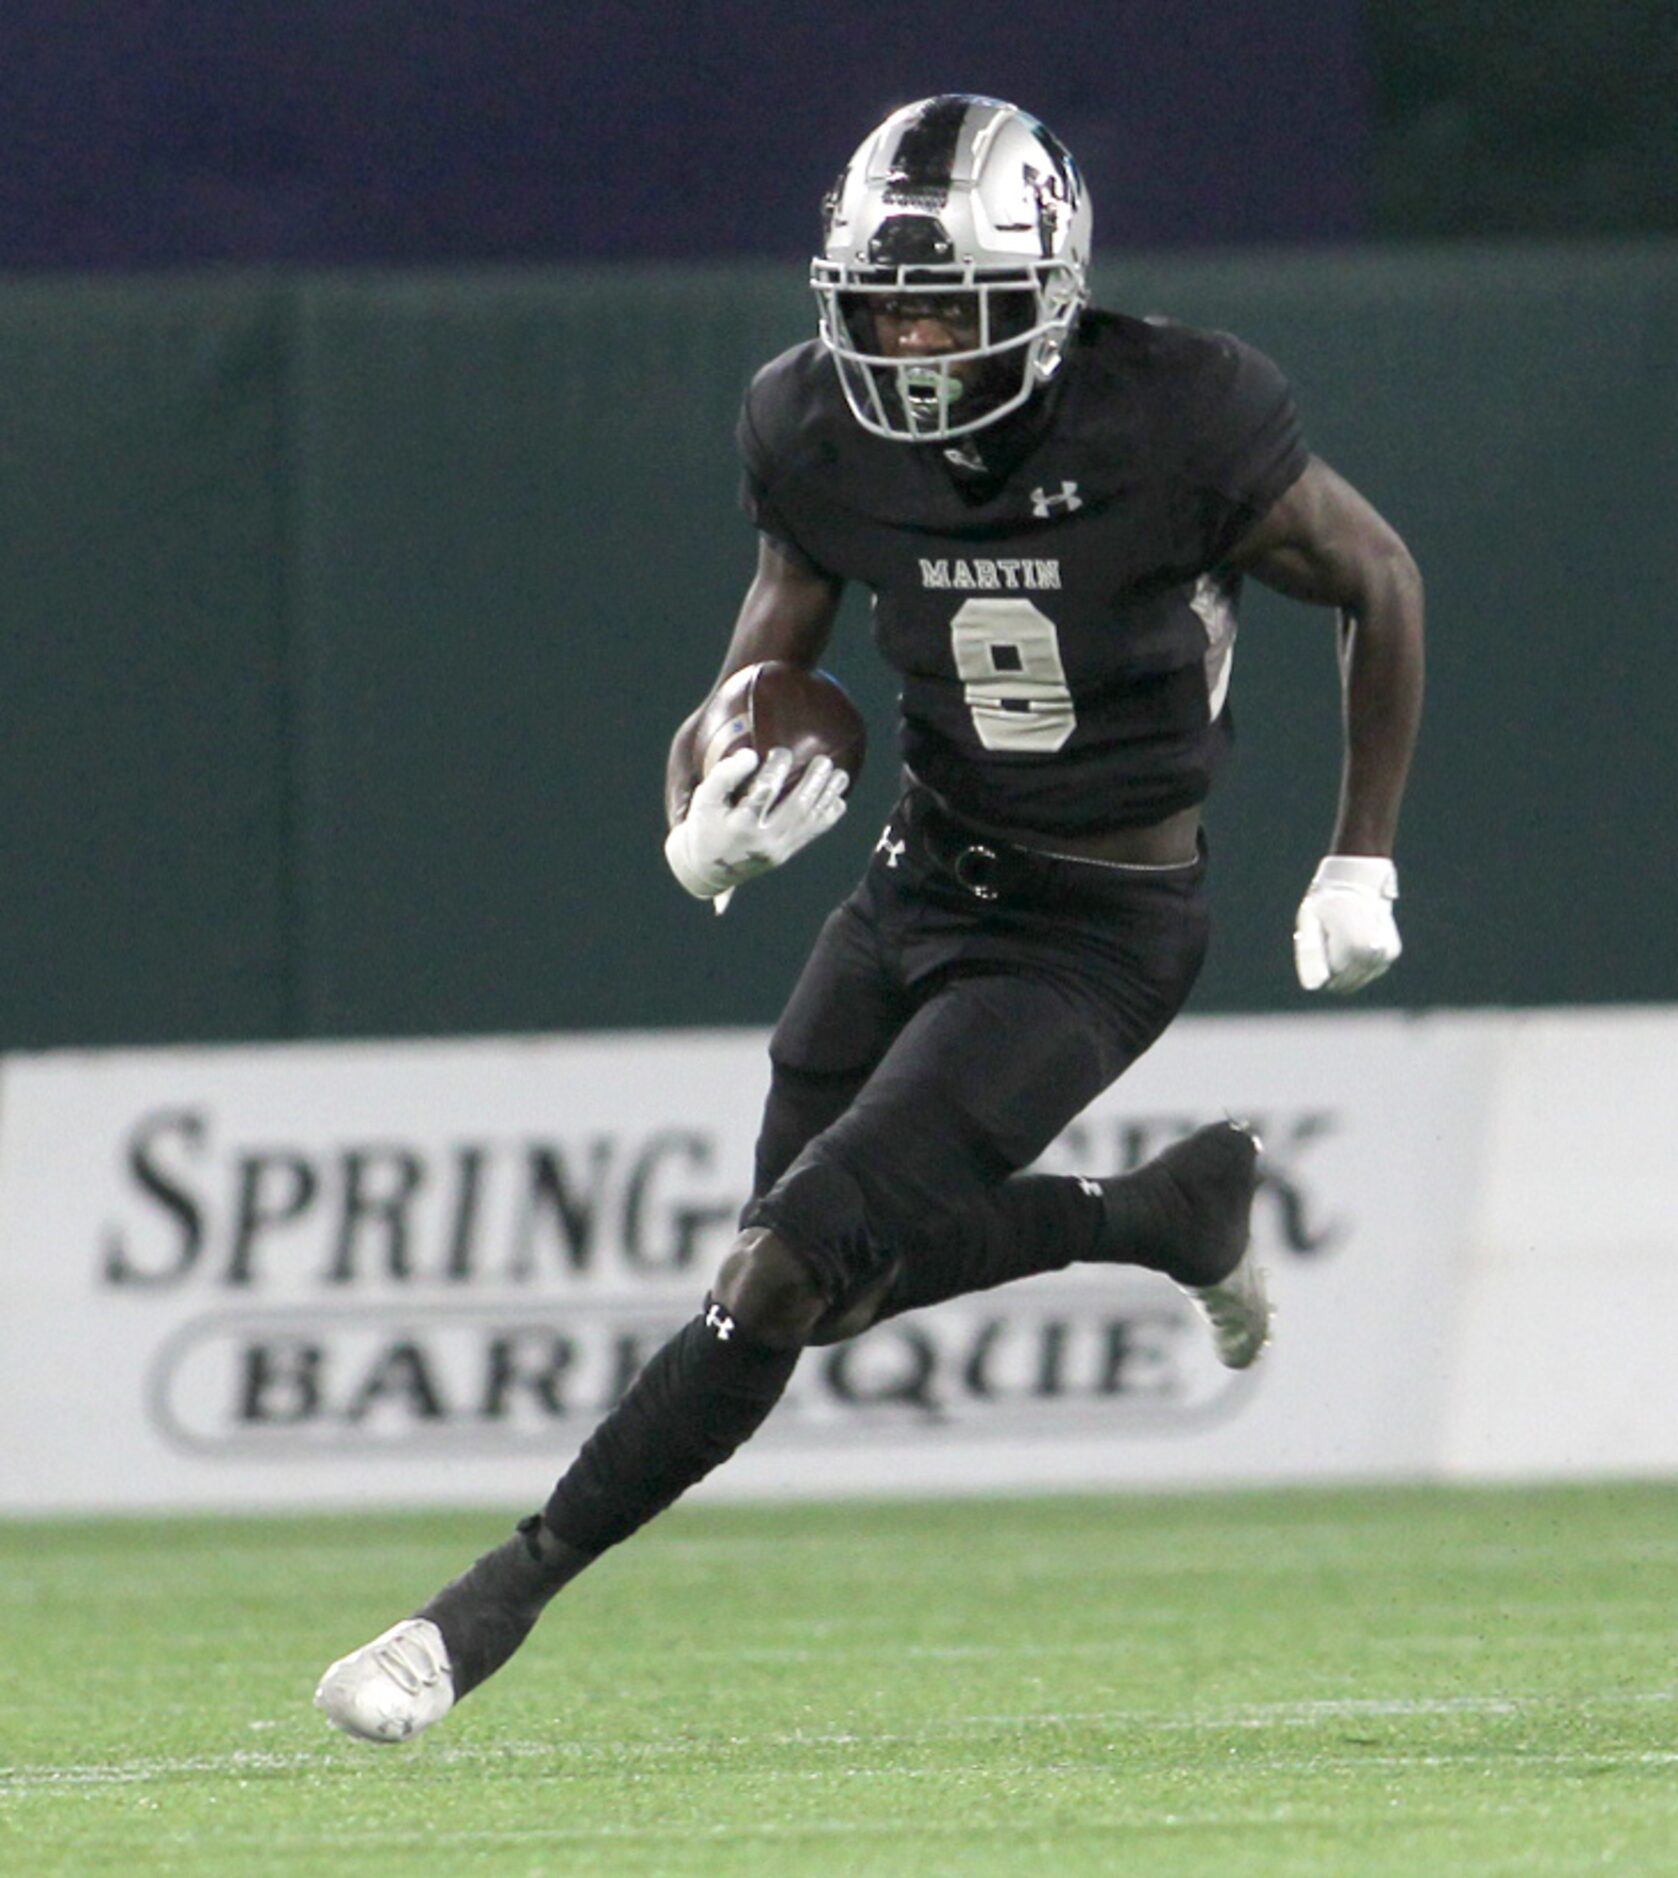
[1108,244,1678,1014]
[285,269,830,1037]
[0,280,294,1044]
[0,247,1672,1047]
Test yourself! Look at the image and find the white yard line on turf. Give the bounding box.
[5,1690,1677,1791]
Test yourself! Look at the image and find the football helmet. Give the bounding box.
[812,95,1092,442]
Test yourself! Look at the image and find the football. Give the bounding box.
[694,661,867,799]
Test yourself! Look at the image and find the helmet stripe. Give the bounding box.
[885,95,972,204]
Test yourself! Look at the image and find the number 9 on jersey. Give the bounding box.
[951,598,1077,753]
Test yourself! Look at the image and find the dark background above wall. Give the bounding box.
[0,0,1371,267]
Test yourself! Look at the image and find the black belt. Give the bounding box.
[887,789,1202,909]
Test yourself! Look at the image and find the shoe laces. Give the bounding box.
[371,1626,446,1696]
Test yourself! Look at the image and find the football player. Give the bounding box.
[317,94,1423,1743]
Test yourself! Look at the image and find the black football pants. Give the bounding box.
[742,788,1211,1308]
[540,790,1210,1562]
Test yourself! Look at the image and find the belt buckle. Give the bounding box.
[952,842,1001,901]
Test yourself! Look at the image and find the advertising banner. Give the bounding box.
[0,1014,1502,1512]
[1443,1009,1678,1479]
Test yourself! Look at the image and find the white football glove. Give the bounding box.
[664,746,849,906]
[1293,855,1402,993]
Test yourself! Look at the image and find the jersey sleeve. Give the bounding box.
[1191,335,1309,563]
[736,371,831,576]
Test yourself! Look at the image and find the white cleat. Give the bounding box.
[1185,1242,1273,1370]
[314,1618,456,1743]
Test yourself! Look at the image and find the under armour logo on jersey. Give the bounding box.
[1030,480,1083,518]
[1077,1177,1103,1199]
[875,830,906,868]
[704,1303,736,1341]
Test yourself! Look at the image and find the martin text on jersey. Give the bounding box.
[918,557,1062,592]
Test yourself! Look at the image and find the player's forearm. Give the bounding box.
[1330,549,1424,858]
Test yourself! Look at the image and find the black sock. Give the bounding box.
[542,1298,801,1557]
[861,1126,1256,1328]
[416,1513,591,1697]
[1094,1159,1201,1278]
[870,1174,1103,1322]
[1094,1125,1258,1287]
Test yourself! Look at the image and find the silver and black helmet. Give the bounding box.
[812,95,1092,442]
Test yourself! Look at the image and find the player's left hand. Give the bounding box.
[1293,855,1401,993]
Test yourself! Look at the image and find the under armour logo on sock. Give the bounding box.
[704,1303,736,1341]
[1077,1177,1103,1199]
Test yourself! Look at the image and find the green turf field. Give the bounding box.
[3,1482,1676,1876]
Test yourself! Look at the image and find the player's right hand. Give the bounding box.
[663,746,849,903]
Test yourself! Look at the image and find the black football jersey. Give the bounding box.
[737,310,1308,834]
